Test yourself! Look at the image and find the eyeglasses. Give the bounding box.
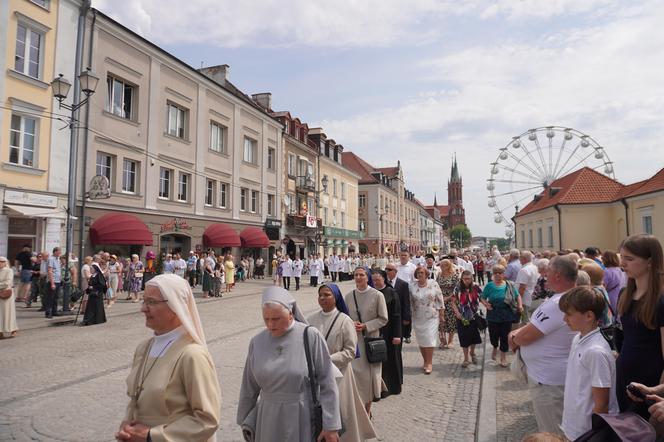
[386,268,396,272]
[493,271,504,275]
[142,299,169,307]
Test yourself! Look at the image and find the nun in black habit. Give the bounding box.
[370,268,403,398]
[82,263,107,326]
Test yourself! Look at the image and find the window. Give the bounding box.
[520,230,525,248]
[219,183,228,208]
[122,159,137,193]
[528,229,533,248]
[267,194,275,216]
[31,0,50,7]
[240,188,247,211]
[323,207,329,225]
[288,193,296,214]
[341,211,346,228]
[537,227,543,248]
[205,179,215,206]
[177,173,189,202]
[333,178,338,196]
[106,76,134,119]
[15,23,42,79]
[209,121,225,153]
[341,182,347,200]
[159,168,171,199]
[251,190,259,213]
[359,194,366,208]
[243,137,257,164]
[640,206,654,234]
[547,225,554,247]
[96,152,112,182]
[288,153,296,176]
[167,103,187,139]
[333,209,337,226]
[9,114,36,167]
[264,147,274,170]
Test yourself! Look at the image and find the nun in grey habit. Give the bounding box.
[237,287,342,442]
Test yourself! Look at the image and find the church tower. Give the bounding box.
[447,154,466,227]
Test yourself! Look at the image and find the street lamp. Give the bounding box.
[314,175,329,256]
[375,203,388,254]
[50,67,99,261]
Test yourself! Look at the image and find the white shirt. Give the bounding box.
[515,262,539,307]
[520,292,577,385]
[464,260,474,274]
[412,255,426,267]
[150,326,185,357]
[292,260,303,277]
[281,259,293,277]
[396,261,417,284]
[562,329,619,440]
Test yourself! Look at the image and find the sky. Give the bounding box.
[93,0,664,237]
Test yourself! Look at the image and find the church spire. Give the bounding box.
[433,193,438,207]
[450,153,460,182]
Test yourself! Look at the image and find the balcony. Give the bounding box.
[295,176,316,192]
[286,214,322,229]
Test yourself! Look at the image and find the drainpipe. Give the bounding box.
[554,204,562,250]
[621,198,630,237]
[76,6,96,284]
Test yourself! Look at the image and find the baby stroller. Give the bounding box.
[574,412,656,442]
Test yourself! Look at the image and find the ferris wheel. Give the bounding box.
[487,126,615,236]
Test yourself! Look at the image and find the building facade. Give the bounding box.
[0,0,82,259]
[74,10,283,258]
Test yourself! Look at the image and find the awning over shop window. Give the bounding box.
[5,204,71,220]
[89,213,153,245]
[240,227,270,248]
[203,223,241,247]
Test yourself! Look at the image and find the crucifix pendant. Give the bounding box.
[276,345,284,355]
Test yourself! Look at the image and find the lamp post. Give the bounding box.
[374,202,388,255]
[315,175,329,255]
[50,68,100,259]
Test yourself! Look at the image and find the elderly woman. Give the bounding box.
[128,254,144,303]
[345,267,388,415]
[308,284,376,442]
[437,259,459,349]
[370,268,403,398]
[0,256,17,339]
[238,287,341,442]
[116,274,221,442]
[532,258,552,310]
[410,266,445,374]
[82,263,107,326]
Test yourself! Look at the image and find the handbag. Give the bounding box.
[352,290,388,364]
[0,288,12,299]
[134,272,144,278]
[303,326,323,440]
[510,347,529,386]
[70,287,83,303]
[475,311,488,331]
[598,291,623,352]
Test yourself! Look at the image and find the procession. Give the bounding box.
[2,0,664,441]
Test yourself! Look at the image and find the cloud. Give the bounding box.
[319,1,664,235]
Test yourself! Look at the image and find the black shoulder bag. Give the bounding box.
[303,326,323,440]
[352,290,388,363]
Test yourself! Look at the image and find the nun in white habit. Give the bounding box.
[237,287,342,442]
[116,274,221,442]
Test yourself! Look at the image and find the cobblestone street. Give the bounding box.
[0,279,536,441]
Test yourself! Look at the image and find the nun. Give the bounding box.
[116,274,221,442]
[308,284,377,442]
[82,262,107,326]
[237,287,341,442]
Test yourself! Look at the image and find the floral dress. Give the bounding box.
[129,261,144,293]
[437,273,459,335]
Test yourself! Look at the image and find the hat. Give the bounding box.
[189,250,195,254]
[110,254,117,260]
[261,286,307,323]
[0,256,7,262]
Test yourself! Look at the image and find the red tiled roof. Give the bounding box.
[341,152,379,184]
[517,167,626,216]
[376,167,398,177]
[623,167,664,198]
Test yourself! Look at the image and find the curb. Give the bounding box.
[476,331,497,442]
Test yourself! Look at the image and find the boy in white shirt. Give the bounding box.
[559,286,619,440]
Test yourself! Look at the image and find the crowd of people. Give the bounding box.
[3,234,664,441]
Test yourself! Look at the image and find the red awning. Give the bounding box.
[89,213,153,246]
[240,227,270,248]
[203,223,241,248]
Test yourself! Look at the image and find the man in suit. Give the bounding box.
[386,263,412,345]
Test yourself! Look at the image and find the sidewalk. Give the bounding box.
[12,277,280,332]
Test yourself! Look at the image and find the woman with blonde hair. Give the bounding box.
[224,254,235,293]
[437,259,459,349]
[411,266,445,374]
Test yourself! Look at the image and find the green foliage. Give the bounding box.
[489,238,511,251]
[449,224,472,248]
[155,253,164,274]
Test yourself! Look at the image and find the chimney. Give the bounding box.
[251,92,272,111]
[199,64,230,85]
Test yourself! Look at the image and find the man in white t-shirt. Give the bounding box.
[396,251,417,284]
[559,287,619,440]
[508,255,577,435]
[516,251,540,321]
[412,251,426,268]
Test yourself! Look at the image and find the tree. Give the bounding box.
[489,237,511,251]
[449,224,472,248]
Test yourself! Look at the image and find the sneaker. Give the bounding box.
[404,338,411,344]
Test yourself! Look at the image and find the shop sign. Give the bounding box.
[323,227,364,239]
[160,217,191,232]
[265,218,282,228]
[4,190,57,208]
[306,214,318,228]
